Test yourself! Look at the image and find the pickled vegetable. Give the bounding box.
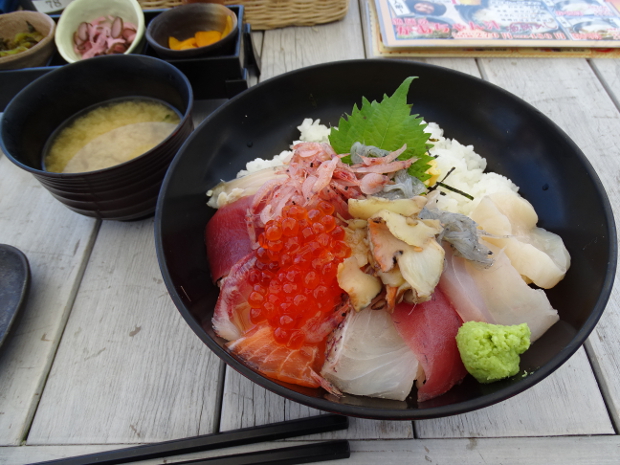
[0,22,43,58]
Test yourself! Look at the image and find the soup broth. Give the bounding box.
[44,98,181,173]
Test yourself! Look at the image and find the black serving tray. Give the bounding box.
[0,6,261,111]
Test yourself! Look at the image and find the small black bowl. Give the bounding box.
[155,59,616,419]
[0,54,193,221]
[146,3,239,60]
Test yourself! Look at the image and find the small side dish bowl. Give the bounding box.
[146,3,238,59]
[0,54,193,221]
[54,0,146,64]
[0,11,56,70]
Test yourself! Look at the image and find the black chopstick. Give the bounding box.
[158,440,350,465]
[29,414,349,465]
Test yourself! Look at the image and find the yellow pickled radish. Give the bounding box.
[181,37,198,49]
[168,16,233,51]
[195,30,221,47]
[168,36,181,49]
[168,36,198,50]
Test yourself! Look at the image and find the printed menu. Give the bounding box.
[375,0,620,48]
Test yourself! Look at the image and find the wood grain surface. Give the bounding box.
[0,158,98,446]
[1,0,619,462]
[27,219,223,444]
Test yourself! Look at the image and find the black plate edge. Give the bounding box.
[0,244,31,350]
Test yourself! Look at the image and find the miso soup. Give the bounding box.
[44,98,181,173]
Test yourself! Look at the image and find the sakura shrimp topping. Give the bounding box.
[247,142,416,231]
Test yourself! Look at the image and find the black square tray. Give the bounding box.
[0,5,261,111]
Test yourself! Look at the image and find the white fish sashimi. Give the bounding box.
[320,308,419,401]
[440,243,559,342]
[439,245,495,323]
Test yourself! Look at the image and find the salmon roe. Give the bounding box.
[247,200,351,349]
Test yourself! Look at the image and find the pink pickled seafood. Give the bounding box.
[73,15,137,59]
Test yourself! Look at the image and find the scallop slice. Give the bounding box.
[471,191,570,289]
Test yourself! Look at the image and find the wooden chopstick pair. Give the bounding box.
[30,414,350,465]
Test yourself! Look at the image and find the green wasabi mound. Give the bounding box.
[456,321,531,384]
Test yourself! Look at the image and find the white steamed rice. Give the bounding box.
[424,122,518,216]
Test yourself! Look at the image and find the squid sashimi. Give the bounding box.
[391,287,468,403]
[206,195,254,283]
[321,308,419,401]
[440,244,559,342]
[470,191,570,289]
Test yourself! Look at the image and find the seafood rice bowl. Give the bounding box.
[155,60,615,419]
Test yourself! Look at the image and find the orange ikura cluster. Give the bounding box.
[247,201,351,349]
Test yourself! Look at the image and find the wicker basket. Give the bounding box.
[137,1,350,30]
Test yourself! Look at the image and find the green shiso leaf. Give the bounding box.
[328,76,434,182]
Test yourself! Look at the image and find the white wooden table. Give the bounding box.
[1,1,620,463]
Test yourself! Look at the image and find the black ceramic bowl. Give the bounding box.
[146,3,239,59]
[155,59,617,419]
[0,54,193,221]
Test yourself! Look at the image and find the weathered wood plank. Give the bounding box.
[0,156,98,446]
[259,0,365,81]
[2,436,620,465]
[420,58,481,77]
[26,218,222,444]
[220,367,414,440]
[416,348,613,437]
[478,57,620,430]
[590,59,620,110]
[579,58,620,431]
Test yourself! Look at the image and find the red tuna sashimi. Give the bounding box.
[392,288,468,402]
[205,195,254,283]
